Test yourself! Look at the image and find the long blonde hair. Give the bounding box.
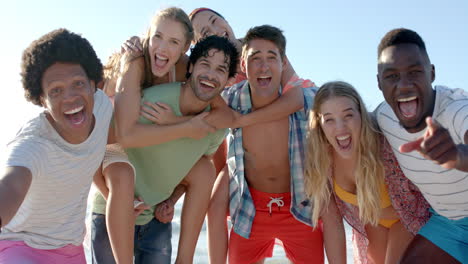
[304,81,384,226]
[141,7,194,88]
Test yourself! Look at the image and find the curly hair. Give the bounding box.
[186,35,239,79]
[377,28,428,60]
[21,28,103,106]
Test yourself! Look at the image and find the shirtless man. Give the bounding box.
[222,25,345,264]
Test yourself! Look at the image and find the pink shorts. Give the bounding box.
[0,240,85,264]
[229,187,324,264]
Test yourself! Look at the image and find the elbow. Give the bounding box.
[115,129,134,148]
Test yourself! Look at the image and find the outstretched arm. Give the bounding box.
[0,167,32,227]
[400,117,468,172]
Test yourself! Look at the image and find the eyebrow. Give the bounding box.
[218,64,228,71]
[45,74,86,86]
[382,62,423,73]
[321,107,355,116]
[267,50,279,56]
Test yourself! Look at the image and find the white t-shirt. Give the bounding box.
[0,89,112,249]
[376,85,468,220]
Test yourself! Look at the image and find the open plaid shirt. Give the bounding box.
[222,80,316,239]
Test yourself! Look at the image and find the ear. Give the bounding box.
[240,56,247,74]
[188,63,194,76]
[39,95,45,107]
[281,55,288,69]
[90,80,96,92]
[183,43,190,54]
[430,64,436,83]
[377,74,382,91]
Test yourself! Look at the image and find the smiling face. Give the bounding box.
[40,63,95,144]
[378,43,435,133]
[319,96,362,160]
[148,18,189,78]
[188,49,230,102]
[242,39,284,107]
[191,10,236,43]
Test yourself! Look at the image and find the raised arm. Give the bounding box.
[0,167,32,228]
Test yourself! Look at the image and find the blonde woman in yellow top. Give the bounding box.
[305,81,430,263]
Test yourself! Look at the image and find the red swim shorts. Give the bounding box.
[229,187,324,264]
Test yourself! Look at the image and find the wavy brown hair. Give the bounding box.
[305,81,384,226]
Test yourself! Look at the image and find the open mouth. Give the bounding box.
[336,134,352,150]
[64,105,86,126]
[154,54,169,69]
[397,96,418,119]
[200,80,216,90]
[257,76,272,87]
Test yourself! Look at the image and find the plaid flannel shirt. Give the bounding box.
[222,80,316,239]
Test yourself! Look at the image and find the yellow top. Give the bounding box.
[333,180,392,209]
[334,180,398,228]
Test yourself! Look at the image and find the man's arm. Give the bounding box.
[114,58,215,148]
[206,86,304,129]
[400,117,468,172]
[0,167,32,228]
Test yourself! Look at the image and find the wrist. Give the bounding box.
[456,144,468,172]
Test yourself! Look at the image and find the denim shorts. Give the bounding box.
[91,212,172,264]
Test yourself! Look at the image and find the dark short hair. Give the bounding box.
[21,28,103,106]
[186,35,239,79]
[378,28,428,60]
[243,25,286,58]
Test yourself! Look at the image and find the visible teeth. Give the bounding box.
[258,76,270,79]
[200,80,215,88]
[64,106,83,115]
[337,135,350,141]
[156,54,168,61]
[397,96,417,102]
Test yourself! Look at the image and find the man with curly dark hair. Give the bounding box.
[0,28,113,263]
[91,35,238,264]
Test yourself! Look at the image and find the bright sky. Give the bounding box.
[1,0,467,159]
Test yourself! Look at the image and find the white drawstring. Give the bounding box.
[267,197,284,216]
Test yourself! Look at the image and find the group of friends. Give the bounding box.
[0,6,467,264]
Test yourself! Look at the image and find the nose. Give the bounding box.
[259,59,269,72]
[63,86,80,102]
[156,40,169,53]
[335,118,346,130]
[396,73,414,93]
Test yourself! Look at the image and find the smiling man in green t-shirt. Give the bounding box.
[91,35,239,264]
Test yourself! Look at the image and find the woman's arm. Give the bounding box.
[114,58,215,148]
[322,195,347,264]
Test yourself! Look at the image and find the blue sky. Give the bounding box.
[1,0,467,155]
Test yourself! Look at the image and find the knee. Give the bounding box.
[185,157,216,186]
[104,162,135,190]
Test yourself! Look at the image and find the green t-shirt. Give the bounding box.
[93,82,226,225]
